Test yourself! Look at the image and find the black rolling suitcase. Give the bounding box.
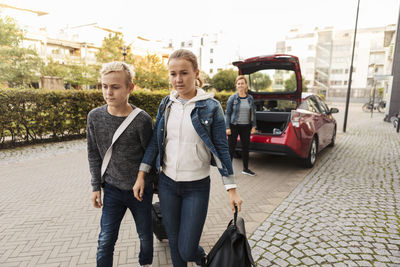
[151,202,168,241]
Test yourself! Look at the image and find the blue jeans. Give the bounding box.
[97,183,153,266]
[158,172,210,267]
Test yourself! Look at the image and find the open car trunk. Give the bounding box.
[256,111,291,135]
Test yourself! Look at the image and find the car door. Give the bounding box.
[307,97,326,148]
[314,96,335,148]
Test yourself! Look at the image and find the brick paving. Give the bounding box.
[0,129,308,266]
[250,110,400,266]
[1,103,399,266]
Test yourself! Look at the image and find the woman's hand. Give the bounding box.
[226,129,231,135]
[133,171,146,201]
[228,188,242,212]
[251,127,257,134]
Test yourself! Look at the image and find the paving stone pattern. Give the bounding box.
[1,136,307,266]
[250,114,400,266]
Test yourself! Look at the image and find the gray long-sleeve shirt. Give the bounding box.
[86,104,153,191]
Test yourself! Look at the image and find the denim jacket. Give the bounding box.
[225,93,257,129]
[139,91,235,186]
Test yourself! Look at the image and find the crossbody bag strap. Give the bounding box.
[101,107,143,183]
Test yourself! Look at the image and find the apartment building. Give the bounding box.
[276,25,396,99]
[169,31,239,77]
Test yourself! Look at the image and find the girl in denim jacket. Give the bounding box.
[134,49,242,267]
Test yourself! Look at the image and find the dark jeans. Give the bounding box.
[97,183,153,267]
[228,124,252,170]
[158,172,210,267]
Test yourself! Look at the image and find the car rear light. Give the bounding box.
[291,110,302,128]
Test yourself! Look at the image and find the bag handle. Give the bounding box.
[101,107,143,184]
[233,205,238,226]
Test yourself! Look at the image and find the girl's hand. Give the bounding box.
[226,129,231,135]
[251,127,257,134]
[228,188,242,212]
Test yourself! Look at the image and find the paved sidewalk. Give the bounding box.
[0,125,309,266]
[1,103,399,266]
[250,111,400,266]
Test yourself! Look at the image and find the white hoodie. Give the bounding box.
[162,88,215,181]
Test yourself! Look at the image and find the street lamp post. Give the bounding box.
[122,46,127,62]
[343,0,361,133]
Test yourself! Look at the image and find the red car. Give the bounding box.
[232,54,338,168]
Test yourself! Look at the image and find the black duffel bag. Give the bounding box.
[206,207,255,267]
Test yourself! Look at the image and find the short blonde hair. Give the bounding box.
[100,61,135,86]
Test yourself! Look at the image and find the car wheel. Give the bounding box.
[328,127,336,147]
[304,136,317,168]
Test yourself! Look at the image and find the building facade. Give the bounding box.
[276,25,396,100]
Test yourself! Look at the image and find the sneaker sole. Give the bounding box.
[242,171,255,176]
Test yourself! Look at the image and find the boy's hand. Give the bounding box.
[91,191,102,208]
[133,172,146,202]
[226,129,231,135]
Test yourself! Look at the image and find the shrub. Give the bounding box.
[0,88,233,148]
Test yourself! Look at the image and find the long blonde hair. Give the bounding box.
[168,49,203,87]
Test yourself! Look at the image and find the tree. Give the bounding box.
[284,73,308,92]
[211,69,237,91]
[199,70,211,89]
[41,58,69,78]
[96,33,134,64]
[0,16,43,88]
[0,16,22,46]
[65,64,101,89]
[251,72,272,91]
[133,54,168,89]
[41,58,100,89]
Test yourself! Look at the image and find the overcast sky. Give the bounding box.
[3,0,400,57]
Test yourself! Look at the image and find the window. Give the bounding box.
[286,46,292,52]
[181,42,185,47]
[330,80,342,86]
[210,58,213,64]
[210,69,213,74]
[331,69,343,74]
[308,98,322,113]
[308,45,314,50]
[315,96,329,114]
[210,48,214,53]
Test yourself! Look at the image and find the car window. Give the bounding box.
[299,100,309,110]
[308,98,322,113]
[254,99,297,112]
[315,96,329,114]
[245,69,297,93]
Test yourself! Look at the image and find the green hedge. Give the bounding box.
[0,88,231,148]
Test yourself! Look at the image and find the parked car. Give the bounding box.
[232,54,339,168]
